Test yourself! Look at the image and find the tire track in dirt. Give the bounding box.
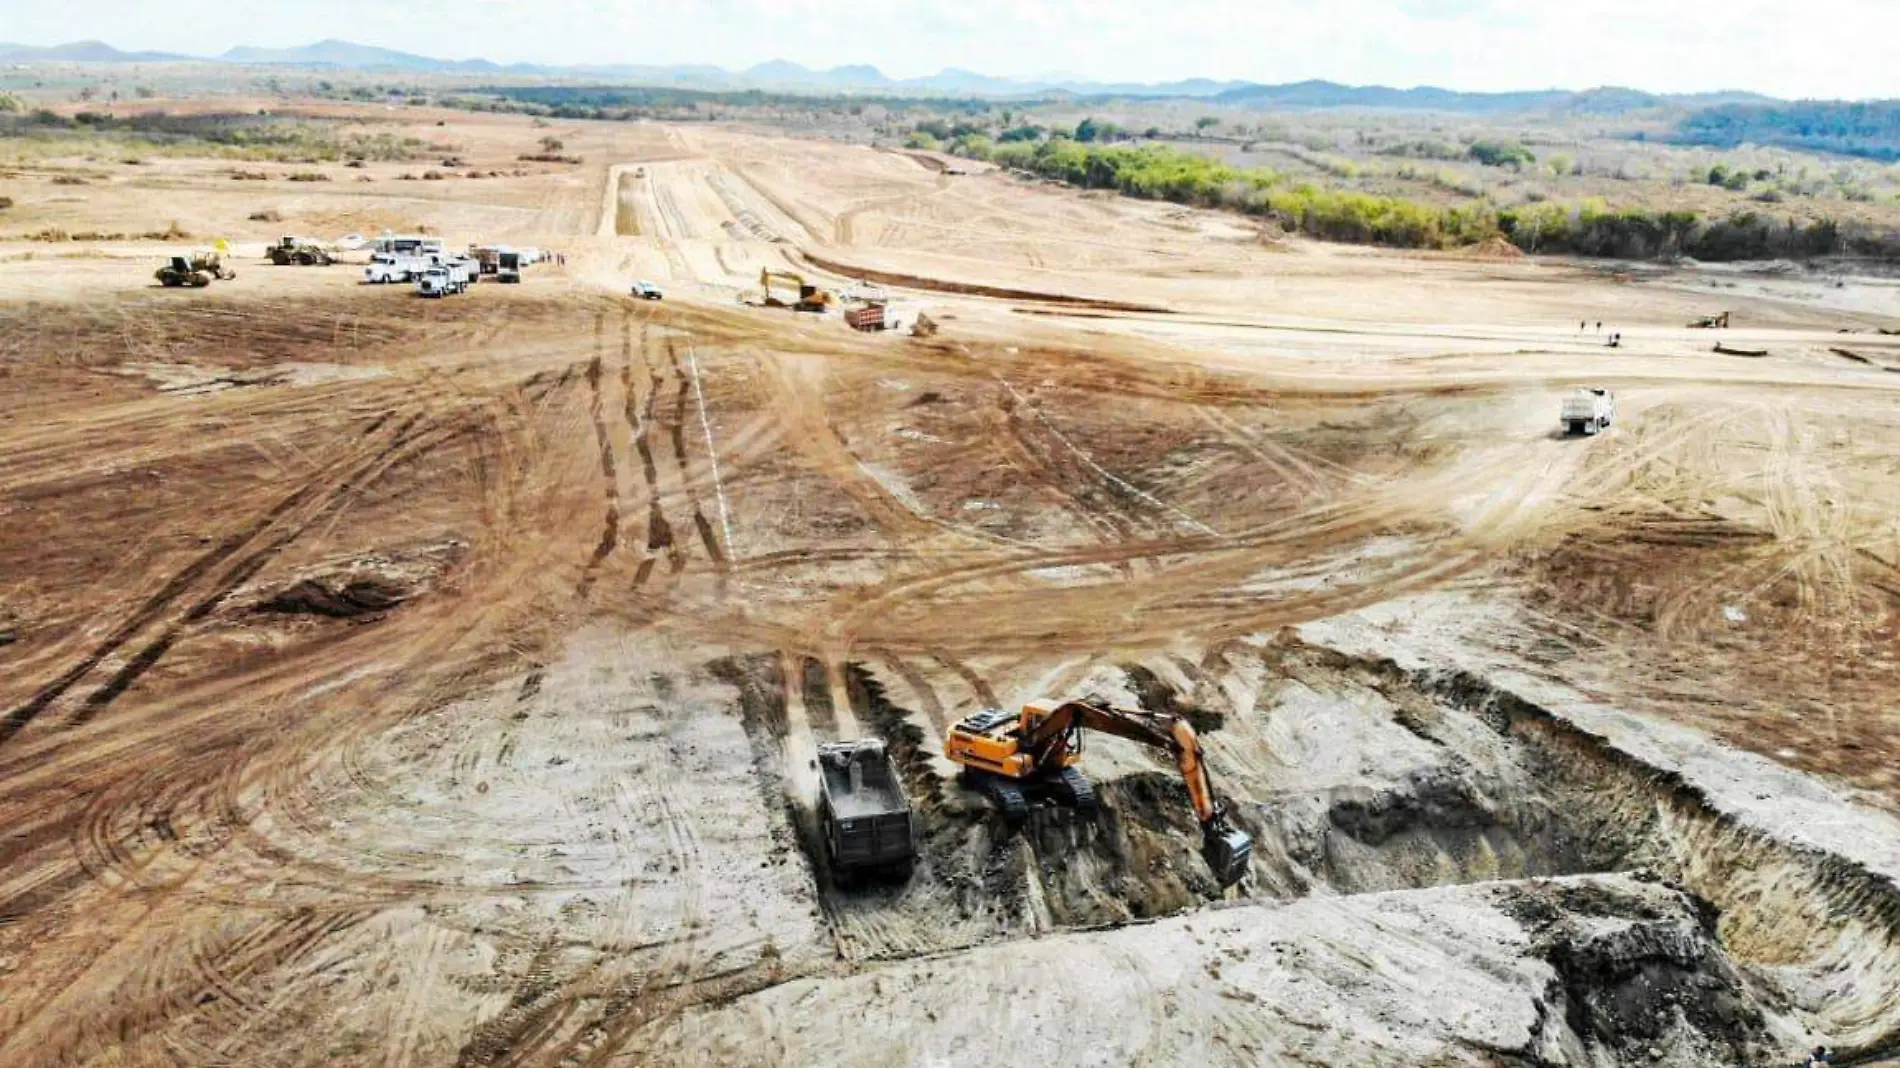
[576,313,624,598]
[633,327,689,579]
[64,415,476,729]
[0,410,426,745]
[661,339,730,570]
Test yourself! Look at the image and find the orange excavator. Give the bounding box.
[944,698,1255,887]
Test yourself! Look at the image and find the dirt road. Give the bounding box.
[2,106,1898,1066]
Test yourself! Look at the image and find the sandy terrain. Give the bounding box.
[2,103,1899,1066]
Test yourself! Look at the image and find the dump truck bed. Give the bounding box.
[819,753,906,817]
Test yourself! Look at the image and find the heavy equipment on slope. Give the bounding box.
[155,252,236,287]
[944,698,1254,887]
[760,267,835,312]
[266,236,334,266]
[1688,312,1731,329]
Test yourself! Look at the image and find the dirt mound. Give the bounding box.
[1498,878,1773,1065]
[1460,235,1527,261]
[794,251,1173,313]
[251,543,464,619]
[259,575,412,618]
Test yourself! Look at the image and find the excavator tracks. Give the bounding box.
[1054,767,1099,814]
[972,773,1029,827]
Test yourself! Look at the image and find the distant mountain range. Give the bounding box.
[0,38,1784,111]
[0,39,192,63]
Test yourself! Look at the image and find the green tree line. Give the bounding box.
[955,134,1896,261]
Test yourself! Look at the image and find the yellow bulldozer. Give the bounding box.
[155,251,236,288]
[266,236,334,266]
[760,267,835,313]
[944,697,1255,887]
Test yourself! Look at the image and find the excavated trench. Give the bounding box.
[708,643,1900,1065]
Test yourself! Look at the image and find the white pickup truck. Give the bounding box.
[1560,388,1615,436]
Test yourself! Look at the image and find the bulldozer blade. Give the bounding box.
[1202,823,1253,887]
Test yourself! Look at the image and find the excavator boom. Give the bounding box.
[946,697,1254,887]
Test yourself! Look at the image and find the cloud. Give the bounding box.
[6,0,1896,97]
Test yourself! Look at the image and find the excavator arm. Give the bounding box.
[1022,700,1254,886]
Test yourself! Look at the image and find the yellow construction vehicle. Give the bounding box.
[760,267,835,313]
[266,236,334,266]
[155,251,236,288]
[944,698,1255,887]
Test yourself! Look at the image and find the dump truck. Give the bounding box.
[944,698,1254,887]
[416,262,469,298]
[844,302,915,333]
[155,252,236,287]
[815,740,915,881]
[1560,387,1615,436]
[267,236,333,266]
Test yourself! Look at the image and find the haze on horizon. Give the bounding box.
[2,0,1894,100]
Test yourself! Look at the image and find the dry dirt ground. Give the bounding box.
[3,103,1900,1067]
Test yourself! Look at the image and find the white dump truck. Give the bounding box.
[1560,388,1615,436]
[416,262,470,297]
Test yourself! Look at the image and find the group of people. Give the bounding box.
[1579,320,1623,348]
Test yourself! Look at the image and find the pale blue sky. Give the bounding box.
[3,0,1893,98]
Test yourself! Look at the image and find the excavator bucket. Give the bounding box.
[1202,822,1254,887]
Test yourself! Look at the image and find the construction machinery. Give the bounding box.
[844,301,918,333]
[266,236,334,266]
[1688,312,1731,329]
[944,698,1255,887]
[815,740,915,882]
[760,267,835,313]
[155,252,236,288]
[1560,387,1615,436]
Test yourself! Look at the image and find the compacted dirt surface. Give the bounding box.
[3,104,1900,1067]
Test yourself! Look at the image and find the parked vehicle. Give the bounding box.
[631,280,664,300]
[497,250,523,284]
[845,302,916,333]
[416,264,468,298]
[373,234,443,259]
[267,236,333,266]
[364,253,428,284]
[155,252,235,288]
